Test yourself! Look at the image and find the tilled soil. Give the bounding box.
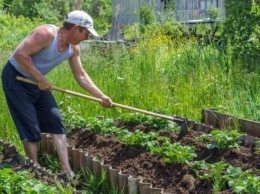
[1,122,259,194]
[66,123,260,194]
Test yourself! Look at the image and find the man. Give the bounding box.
[1,10,113,178]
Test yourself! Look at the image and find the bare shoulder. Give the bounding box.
[16,24,57,54]
[29,24,56,41]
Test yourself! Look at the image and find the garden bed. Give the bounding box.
[1,111,260,194]
[63,123,260,193]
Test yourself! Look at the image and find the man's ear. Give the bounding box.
[73,25,79,31]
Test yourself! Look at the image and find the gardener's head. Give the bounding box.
[64,10,98,37]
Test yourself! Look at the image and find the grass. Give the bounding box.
[1,32,260,153]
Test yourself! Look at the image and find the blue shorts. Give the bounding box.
[1,61,65,142]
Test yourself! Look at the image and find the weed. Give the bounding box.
[38,152,60,174]
[79,168,111,194]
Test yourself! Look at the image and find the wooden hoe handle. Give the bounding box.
[16,76,182,122]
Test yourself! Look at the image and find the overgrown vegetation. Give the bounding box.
[222,0,260,69]
[1,0,112,31]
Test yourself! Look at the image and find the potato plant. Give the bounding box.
[196,128,244,150]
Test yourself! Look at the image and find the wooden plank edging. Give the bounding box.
[202,108,260,138]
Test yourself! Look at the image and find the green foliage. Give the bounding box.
[38,153,61,174]
[118,130,157,146]
[54,181,74,194]
[160,142,197,164]
[122,24,141,41]
[82,0,112,34]
[230,173,260,194]
[193,161,229,192]
[140,4,154,26]
[2,0,112,34]
[197,129,244,150]
[222,0,260,68]
[58,96,90,129]
[118,113,176,130]
[74,114,194,165]
[191,161,260,193]
[79,168,111,194]
[0,168,57,193]
[34,0,70,24]
[160,19,183,38]
[139,5,155,33]
[5,0,69,23]
[5,0,36,18]
[207,5,221,20]
[0,0,3,10]
[0,14,43,49]
[115,128,196,164]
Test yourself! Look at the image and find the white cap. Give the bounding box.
[65,10,99,37]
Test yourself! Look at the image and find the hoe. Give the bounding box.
[16,76,188,139]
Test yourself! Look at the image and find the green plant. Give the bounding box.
[191,161,260,193]
[230,174,260,194]
[59,96,88,129]
[139,4,154,26]
[54,181,74,194]
[197,129,244,150]
[207,5,221,20]
[222,0,260,67]
[0,168,57,193]
[119,113,177,131]
[0,14,43,49]
[38,153,60,174]
[197,161,228,193]
[161,142,197,164]
[79,168,111,194]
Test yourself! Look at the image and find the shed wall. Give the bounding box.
[112,0,140,25]
[112,0,162,25]
[175,0,226,22]
[113,0,226,25]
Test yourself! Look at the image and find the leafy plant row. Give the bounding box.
[191,161,260,193]
[64,112,260,193]
[68,113,245,162]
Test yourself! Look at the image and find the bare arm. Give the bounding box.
[69,45,113,107]
[13,25,54,91]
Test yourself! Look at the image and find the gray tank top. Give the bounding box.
[9,24,73,78]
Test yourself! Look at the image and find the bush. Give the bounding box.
[0,14,43,49]
[222,0,260,69]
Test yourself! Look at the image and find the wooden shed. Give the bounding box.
[108,0,226,40]
[174,0,226,23]
[112,0,225,25]
[112,0,162,25]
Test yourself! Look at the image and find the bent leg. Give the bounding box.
[36,91,72,173]
[2,62,43,164]
[52,134,72,173]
